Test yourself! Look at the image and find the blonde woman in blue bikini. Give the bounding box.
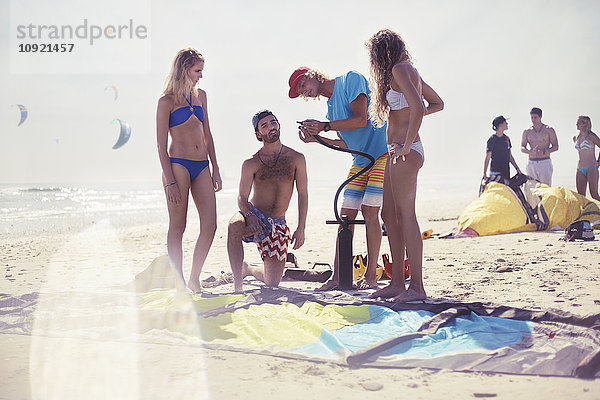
[156,48,222,293]
[366,29,444,302]
[574,115,600,200]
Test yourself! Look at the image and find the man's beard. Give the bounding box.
[262,130,280,143]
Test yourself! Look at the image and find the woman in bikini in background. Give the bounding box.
[156,48,222,293]
[573,116,600,200]
[366,29,444,302]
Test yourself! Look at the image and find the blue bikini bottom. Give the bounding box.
[170,157,209,181]
[577,165,598,177]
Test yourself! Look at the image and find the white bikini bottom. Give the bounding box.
[387,141,424,163]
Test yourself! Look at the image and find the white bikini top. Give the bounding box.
[386,89,409,110]
[386,88,426,111]
[386,70,424,111]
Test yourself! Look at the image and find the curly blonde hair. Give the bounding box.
[163,48,204,100]
[299,69,329,100]
[305,69,328,83]
[365,29,412,127]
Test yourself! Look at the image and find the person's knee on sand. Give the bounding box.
[240,256,286,288]
[262,258,286,287]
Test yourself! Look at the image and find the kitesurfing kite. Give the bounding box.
[12,104,28,126]
[104,85,118,101]
[111,118,131,149]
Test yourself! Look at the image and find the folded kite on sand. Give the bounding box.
[457,177,600,237]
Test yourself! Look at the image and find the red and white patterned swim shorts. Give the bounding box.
[257,224,291,262]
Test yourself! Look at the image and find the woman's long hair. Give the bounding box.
[163,48,204,100]
[365,29,411,127]
[578,115,592,132]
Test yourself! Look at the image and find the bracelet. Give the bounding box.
[243,211,254,218]
[165,181,177,187]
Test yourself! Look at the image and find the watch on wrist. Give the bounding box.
[323,122,331,132]
[244,211,254,218]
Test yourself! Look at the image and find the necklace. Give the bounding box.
[258,145,283,168]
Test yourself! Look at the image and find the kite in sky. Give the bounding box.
[104,85,118,101]
[111,118,131,149]
[13,104,28,126]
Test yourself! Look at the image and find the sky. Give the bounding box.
[1,0,600,187]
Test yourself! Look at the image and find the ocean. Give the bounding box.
[0,182,169,235]
[0,173,578,236]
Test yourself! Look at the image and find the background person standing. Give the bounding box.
[573,115,600,200]
[484,115,522,180]
[520,107,558,186]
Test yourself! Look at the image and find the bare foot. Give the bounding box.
[186,282,203,295]
[315,279,339,291]
[233,283,244,293]
[388,287,427,303]
[369,283,405,299]
[356,277,378,290]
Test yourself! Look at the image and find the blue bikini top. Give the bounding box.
[169,93,205,127]
[575,135,593,151]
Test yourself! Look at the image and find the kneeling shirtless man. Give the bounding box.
[228,110,308,292]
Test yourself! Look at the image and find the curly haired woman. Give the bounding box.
[366,29,444,302]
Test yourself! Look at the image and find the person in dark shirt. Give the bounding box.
[483,115,522,179]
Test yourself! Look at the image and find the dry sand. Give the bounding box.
[1,211,600,399]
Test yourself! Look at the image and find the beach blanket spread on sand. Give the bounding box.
[139,288,600,378]
[2,287,600,378]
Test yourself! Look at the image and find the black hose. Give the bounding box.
[311,134,375,223]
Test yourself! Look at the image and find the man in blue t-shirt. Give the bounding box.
[483,115,522,180]
[288,67,388,291]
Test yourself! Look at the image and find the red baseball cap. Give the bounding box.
[288,67,310,98]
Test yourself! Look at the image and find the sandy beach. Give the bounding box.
[1,191,599,400]
[4,0,600,397]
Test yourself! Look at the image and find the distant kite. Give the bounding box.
[12,104,28,126]
[111,118,131,149]
[104,85,118,101]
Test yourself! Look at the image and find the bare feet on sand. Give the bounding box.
[186,281,203,295]
[355,277,379,290]
[369,283,403,299]
[315,279,338,291]
[370,284,426,302]
[389,287,427,303]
